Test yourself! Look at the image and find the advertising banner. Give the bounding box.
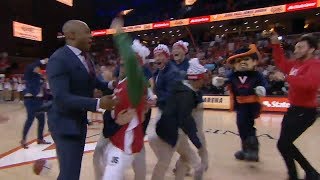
[170,19,190,27]
[189,16,211,25]
[91,30,107,36]
[211,5,285,22]
[122,24,145,32]
[13,21,42,41]
[202,95,289,112]
[152,21,170,29]
[203,96,231,110]
[286,0,317,12]
[260,97,290,112]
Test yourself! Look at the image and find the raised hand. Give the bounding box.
[110,16,124,33]
[269,32,281,45]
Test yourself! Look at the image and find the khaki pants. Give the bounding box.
[149,109,203,180]
[149,132,202,180]
[175,103,208,171]
[93,134,146,180]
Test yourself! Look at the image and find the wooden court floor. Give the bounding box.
[0,103,319,180]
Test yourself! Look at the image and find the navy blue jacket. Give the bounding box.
[46,45,111,135]
[23,60,43,96]
[154,62,182,110]
[171,58,204,103]
[170,58,190,78]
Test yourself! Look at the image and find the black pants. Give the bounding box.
[236,103,261,141]
[277,106,318,178]
[22,98,45,140]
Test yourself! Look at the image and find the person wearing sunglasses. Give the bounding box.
[213,44,267,162]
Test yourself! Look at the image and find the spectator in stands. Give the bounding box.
[267,71,285,96]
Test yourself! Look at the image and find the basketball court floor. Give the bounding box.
[0,103,319,180]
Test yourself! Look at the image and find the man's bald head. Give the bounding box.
[62,20,93,52]
[62,20,88,34]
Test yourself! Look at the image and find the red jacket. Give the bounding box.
[272,44,320,108]
[110,79,146,154]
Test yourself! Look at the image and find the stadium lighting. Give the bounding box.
[278,36,283,40]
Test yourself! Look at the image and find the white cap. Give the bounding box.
[132,39,150,63]
[153,44,170,57]
[173,40,189,53]
[187,58,207,80]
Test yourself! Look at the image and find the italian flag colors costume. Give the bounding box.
[102,32,148,180]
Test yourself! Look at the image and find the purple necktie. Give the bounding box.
[81,52,95,77]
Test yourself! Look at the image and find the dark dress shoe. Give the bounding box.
[37,139,51,145]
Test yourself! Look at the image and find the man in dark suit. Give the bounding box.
[21,58,51,149]
[46,20,117,180]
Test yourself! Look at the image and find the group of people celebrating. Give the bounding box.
[44,16,319,180]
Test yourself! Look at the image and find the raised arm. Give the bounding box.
[270,34,295,74]
[113,29,146,108]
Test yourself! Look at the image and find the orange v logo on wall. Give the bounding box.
[56,0,73,6]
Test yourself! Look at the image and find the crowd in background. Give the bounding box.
[1,32,319,101]
[91,32,319,96]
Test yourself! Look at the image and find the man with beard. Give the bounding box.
[270,33,320,180]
